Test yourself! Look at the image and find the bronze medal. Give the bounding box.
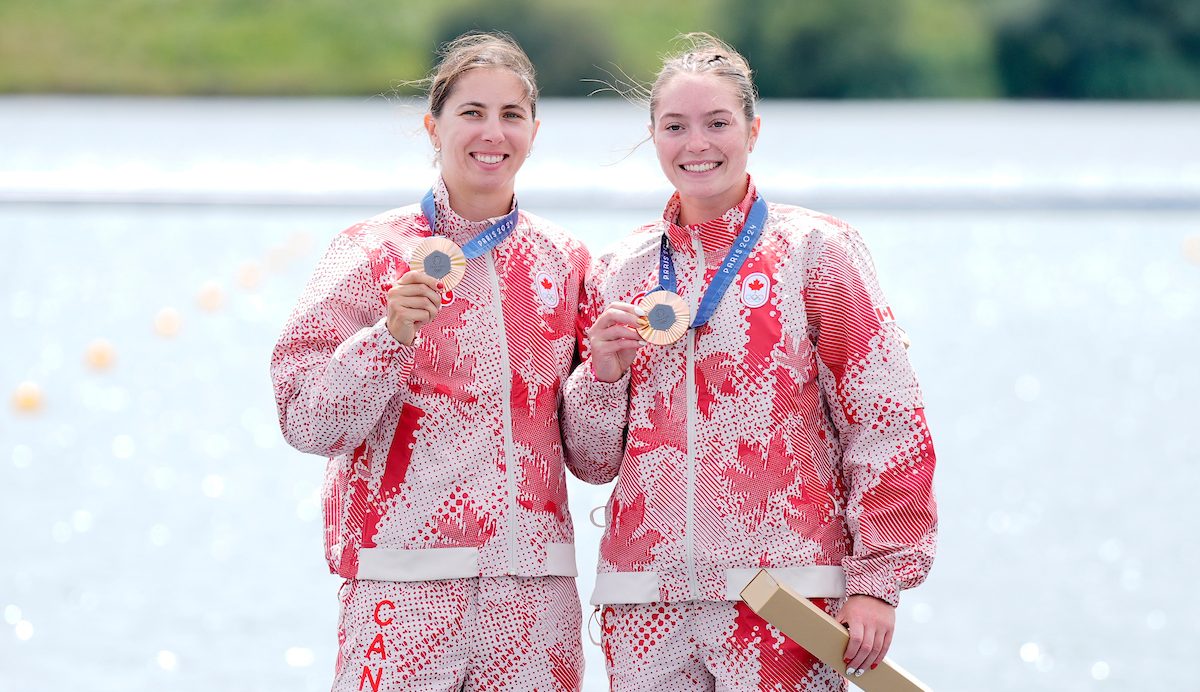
[411,237,467,292]
[636,291,690,345]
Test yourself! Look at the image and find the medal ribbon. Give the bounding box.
[421,188,520,259]
[655,195,768,328]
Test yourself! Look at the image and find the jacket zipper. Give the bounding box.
[684,239,704,600]
[487,252,519,574]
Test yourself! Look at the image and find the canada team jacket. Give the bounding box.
[272,182,589,582]
[563,185,937,607]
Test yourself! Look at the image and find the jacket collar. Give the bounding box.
[428,176,518,248]
[663,175,758,256]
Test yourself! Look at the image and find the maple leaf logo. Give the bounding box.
[724,433,797,523]
[435,500,495,547]
[626,379,687,455]
[773,334,815,382]
[510,372,562,463]
[600,494,662,571]
[517,456,566,520]
[541,277,553,290]
[748,278,764,291]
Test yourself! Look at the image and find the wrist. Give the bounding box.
[589,358,627,383]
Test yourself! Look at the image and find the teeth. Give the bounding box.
[474,154,504,164]
[682,162,719,172]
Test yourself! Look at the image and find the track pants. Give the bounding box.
[601,599,846,691]
[335,576,583,692]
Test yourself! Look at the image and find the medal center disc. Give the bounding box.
[423,251,452,279]
[648,304,677,330]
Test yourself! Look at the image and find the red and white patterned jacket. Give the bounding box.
[563,179,937,607]
[272,179,589,582]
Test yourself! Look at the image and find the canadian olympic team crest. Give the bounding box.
[533,272,560,309]
[741,272,771,308]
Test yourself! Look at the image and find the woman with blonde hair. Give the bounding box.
[273,32,587,691]
[564,33,937,690]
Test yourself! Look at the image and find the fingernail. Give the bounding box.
[855,669,864,677]
[870,664,877,670]
[846,668,856,676]
[436,281,445,291]
[843,659,851,665]
[633,306,646,317]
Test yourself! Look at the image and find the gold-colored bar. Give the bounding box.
[740,570,932,692]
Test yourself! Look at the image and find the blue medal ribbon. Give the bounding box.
[420,188,520,259]
[654,195,768,328]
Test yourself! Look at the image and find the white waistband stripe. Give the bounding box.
[590,571,661,605]
[725,566,846,600]
[355,543,578,582]
[589,566,846,604]
[545,542,578,577]
[357,547,479,581]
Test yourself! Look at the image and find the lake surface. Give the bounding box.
[2,97,1199,691]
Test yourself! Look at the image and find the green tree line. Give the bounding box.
[1,0,1196,98]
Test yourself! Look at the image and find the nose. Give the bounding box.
[685,129,708,153]
[481,114,505,144]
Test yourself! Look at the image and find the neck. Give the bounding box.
[444,180,514,222]
[677,178,749,227]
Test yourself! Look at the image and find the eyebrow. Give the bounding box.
[660,109,734,119]
[457,101,529,112]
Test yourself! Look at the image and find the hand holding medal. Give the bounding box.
[587,302,647,382]
[384,271,442,346]
[635,291,690,345]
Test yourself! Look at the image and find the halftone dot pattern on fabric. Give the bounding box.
[272,176,591,583]
[602,600,847,691]
[335,576,582,691]
[566,178,936,607]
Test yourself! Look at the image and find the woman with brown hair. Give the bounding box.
[272,32,587,691]
[565,33,938,690]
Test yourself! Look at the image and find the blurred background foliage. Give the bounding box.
[0,0,1197,98]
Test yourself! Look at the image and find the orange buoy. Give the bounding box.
[197,281,224,312]
[84,338,117,371]
[154,308,182,338]
[237,262,263,291]
[12,381,44,414]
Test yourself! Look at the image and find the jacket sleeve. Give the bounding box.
[562,252,630,485]
[805,222,937,607]
[271,232,416,457]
